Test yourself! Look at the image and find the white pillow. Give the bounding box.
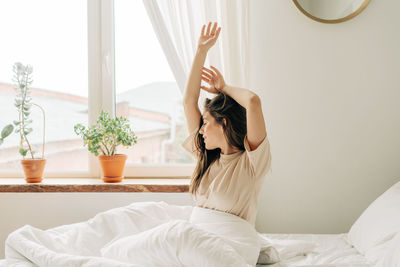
[348,181,400,254]
[383,232,400,266]
[364,235,396,266]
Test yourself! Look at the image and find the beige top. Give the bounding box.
[182,130,271,225]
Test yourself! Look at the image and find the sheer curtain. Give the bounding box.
[143,0,249,95]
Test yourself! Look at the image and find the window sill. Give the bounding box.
[0,178,190,193]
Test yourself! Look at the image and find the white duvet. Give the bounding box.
[1,201,319,267]
[258,233,371,267]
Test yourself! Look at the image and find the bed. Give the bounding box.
[1,180,399,267]
[0,233,372,267]
[0,233,371,267]
[256,233,370,266]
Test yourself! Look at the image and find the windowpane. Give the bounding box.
[0,0,89,173]
[114,0,194,165]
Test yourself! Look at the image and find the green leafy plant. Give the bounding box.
[74,110,137,156]
[0,124,14,146]
[13,62,46,159]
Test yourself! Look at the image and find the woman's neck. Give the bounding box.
[220,144,240,155]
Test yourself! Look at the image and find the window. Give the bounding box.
[0,0,194,178]
[114,0,193,166]
[0,0,89,176]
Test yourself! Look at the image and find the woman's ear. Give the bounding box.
[223,118,227,127]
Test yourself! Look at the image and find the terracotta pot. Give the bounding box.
[98,154,127,183]
[21,159,46,183]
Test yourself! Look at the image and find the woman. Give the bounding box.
[182,21,272,266]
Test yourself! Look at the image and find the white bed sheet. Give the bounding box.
[0,233,371,267]
[0,236,371,267]
[256,233,371,267]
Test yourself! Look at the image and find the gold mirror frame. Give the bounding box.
[293,0,371,24]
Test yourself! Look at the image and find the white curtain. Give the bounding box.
[143,0,250,95]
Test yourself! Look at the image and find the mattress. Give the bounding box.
[256,233,371,267]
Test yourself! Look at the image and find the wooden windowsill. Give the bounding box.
[0,178,190,193]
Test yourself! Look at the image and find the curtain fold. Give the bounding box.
[141,0,187,92]
[143,0,249,95]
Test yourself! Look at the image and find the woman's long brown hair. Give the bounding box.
[189,92,247,195]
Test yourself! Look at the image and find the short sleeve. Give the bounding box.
[244,135,271,178]
[181,129,199,158]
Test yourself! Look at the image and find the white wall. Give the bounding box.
[251,0,400,234]
[1,0,400,259]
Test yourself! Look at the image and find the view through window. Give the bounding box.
[0,0,194,175]
[0,0,89,173]
[114,0,194,165]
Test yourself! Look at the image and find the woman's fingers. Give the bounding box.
[211,22,218,36]
[201,71,213,80]
[206,22,212,36]
[210,66,222,77]
[202,66,216,77]
[201,76,211,84]
[200,24,205,37]
[205,22,219,37]
[214,27,221,39]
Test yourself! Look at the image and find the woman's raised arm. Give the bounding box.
[201,66,266,151]
[183,22,221,134]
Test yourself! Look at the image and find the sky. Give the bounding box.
[0,0,175,98]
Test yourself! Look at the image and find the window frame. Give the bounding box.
[93,0,194,178]
[0,0,194,178]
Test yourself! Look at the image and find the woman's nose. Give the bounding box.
[199,125,205,134]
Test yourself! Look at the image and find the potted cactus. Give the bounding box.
[74,110,137,182]
[13,62,46,183]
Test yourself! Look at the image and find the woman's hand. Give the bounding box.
[197,22,221,52]
[201,66,226,94]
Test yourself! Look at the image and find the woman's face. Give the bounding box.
[199,111,225,150]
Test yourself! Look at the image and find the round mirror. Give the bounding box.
[293,0,371,24]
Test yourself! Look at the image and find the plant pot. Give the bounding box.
[21,159,46,183]
[98,154,127,183]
